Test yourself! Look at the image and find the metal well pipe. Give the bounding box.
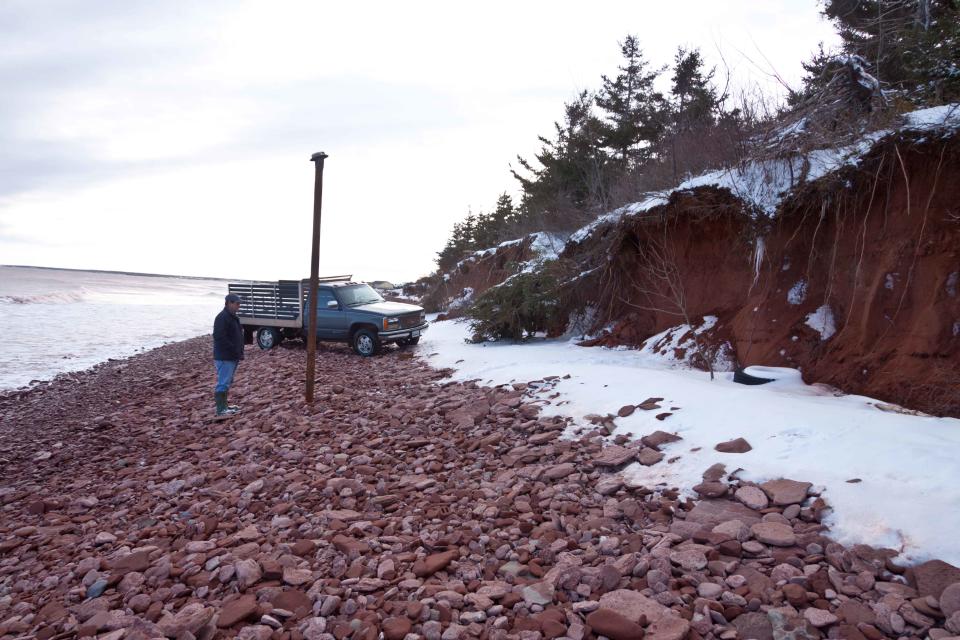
[305,151,328,403]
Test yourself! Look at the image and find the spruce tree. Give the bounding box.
[512,91,613,221]
[595,35,667,168]
[670,47,720,130]
[821,0,960,102]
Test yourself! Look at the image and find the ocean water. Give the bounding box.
[0,266,229,390]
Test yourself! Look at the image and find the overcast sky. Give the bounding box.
[0,1,838,283]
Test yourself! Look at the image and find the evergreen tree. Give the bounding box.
[492,193,516,229]
[670,47,720,130]
[821,0,960,102]
[512,91,613,219]
[595,35,668,167]
[788,43,838,106]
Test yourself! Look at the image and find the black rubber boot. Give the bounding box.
[215,392,228,416]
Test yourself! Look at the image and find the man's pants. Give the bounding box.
[214,360,238,394]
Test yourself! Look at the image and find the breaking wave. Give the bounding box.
[0,290,87,304]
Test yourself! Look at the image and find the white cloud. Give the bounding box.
[0,0,839,282]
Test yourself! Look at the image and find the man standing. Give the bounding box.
[213,293,245,416]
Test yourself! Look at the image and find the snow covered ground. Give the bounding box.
[420,317,960,566]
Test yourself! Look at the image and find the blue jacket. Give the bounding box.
[213,307,245,361]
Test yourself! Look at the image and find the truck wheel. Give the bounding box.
[352,328,381,357]
[257,327,280,350]
[398,337,420,347]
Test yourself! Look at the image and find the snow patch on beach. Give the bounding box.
[420,317,960,565]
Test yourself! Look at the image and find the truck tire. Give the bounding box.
[398,337,421,347]
[733,368,774,385]
[352,328,381,357]
[257,327,280,350]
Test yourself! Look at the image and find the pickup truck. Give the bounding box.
[227,277,428,356]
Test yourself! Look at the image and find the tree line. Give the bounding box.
[435,0,959,274]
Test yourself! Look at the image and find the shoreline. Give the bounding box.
[1,264,238,282]
[1,338,959,639]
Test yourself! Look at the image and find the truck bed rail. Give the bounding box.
[229,280,303,327]
[227,275,354,329]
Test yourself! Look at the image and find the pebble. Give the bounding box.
[0,336,956,640]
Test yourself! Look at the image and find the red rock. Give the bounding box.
[110,550,151,574]
[593,445,636,468]
[733,611,773,640]
[413,550,459,577]
[750,522,796,547]
[641,430,681,448]
[217,595,258,628]
[638,448,664,466]
[910,560,960,598]
[332,534,369,556]
[598,589,670,624]
[693,482,728,498]
[760,479,811,506]
[291,539,316,557]
[381,617,411,640]
[714,437,752,453]
[782,583,807,607]
[270,590,312,619]
[647,615,690,640]
[585,609,645,640]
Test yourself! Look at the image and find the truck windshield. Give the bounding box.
[337,284,384,307]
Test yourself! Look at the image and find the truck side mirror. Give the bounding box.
[327,300,339,309]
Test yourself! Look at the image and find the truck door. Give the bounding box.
[314,288,349,339]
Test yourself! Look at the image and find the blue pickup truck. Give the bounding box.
[227,278,428,356]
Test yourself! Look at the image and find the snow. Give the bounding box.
[569,196,668,244]
[452,232,568,276]
[805,304,837,340]
[903,103,960,131]
[568,104,959,247]
[637,316,735,372]
[787,280,807,305]
[448,287,474,310]
[419,317,960,565]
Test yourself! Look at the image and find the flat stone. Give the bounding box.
[617,405,636,417]
[641,431,681,448]
[522,581,555,606]
[712,519,749,541]
[735,486,769,510]
[158,603,214,638]
[715,437,752,453]
[593,445,636,468]
[732,611,773,640]
[941,582,960,618]
[646,615,690,640]
[693,482,728,498]
[760,479,812,506]
[585,609,645,640]
[598,589,672,625]
[803,607,838,628]
[751,522,796,546]
[543,463,576,480]
[638,448,664,466]
[382,617,412,640]
[670,549,708,571]
[218,595,258,628]
[912,560,960,598]
[702,463,726,482]
[413,550,459,577]
[686,499,762,528]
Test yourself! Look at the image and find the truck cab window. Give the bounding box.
[317,290,338,309]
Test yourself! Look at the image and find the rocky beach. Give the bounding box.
[1,337,959,640]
